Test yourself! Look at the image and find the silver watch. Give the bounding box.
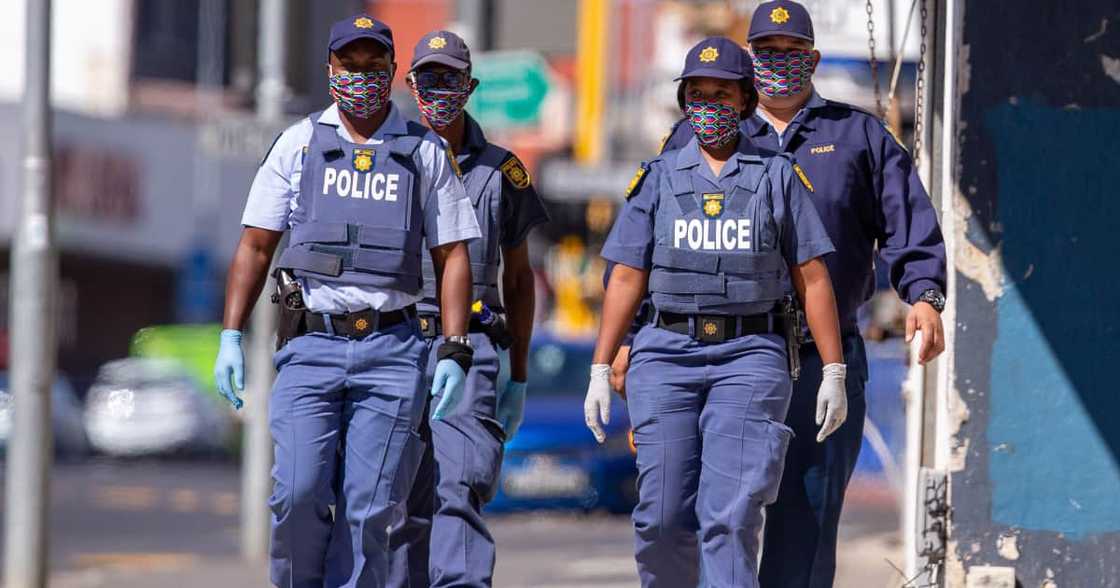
[446,335,472,348]
[918,289,946,313]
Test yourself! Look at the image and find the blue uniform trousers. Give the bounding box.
[269,322,429,588]
[626,324,794,588]
[758,334,869,588]
[387,331,504,588]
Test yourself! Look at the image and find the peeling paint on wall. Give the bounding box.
[996,533,1019,561]
[952,193,1004,302]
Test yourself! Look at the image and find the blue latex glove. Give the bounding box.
[497,380,527,439]
[430,359,467,420]
[213,329,245,410]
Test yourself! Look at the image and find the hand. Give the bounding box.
[816,363,848,442]
[497,380,527,439]
[906,302,945,364]
[430,359,467,420]
[214,329,245,410]
[610,346,630,399]
[584,364,612,443]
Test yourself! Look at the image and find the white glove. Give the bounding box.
[584,364,612,443]
[816,363,848,442]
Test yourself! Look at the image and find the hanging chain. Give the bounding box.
[913,0,929,167]
[867,0,884,119]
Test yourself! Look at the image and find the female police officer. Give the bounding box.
[584,37,847,587]
[213,15,481,588]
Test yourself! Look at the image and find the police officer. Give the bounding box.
[212,15,482,588]
[585,37,848,588]
[385,31,550,587]
[635,3,949,586]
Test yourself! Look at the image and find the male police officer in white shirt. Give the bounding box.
[213,15,481,588]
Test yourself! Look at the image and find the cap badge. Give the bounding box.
[354,16,374,29]
[428,36,447,49]
[702,192,725,218]
[699,46,720,63]
[770,7,791,24]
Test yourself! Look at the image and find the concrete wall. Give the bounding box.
[947,1,1120,585]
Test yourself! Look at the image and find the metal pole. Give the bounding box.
[5,0,55,586]
[241,0,287,562]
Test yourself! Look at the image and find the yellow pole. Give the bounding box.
[574,0,608,164]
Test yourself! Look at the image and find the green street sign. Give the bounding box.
[468,51,553,129]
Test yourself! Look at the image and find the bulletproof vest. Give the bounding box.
[417,144,507,314]
[276,111,426,293]
[648,153,788,316]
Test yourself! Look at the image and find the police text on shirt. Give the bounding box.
[322,168,401,201]
[673,219,752,250]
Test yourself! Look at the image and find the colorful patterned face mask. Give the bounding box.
[329,69,392,118]
[415,87,471,129]
[751,49,815,98]
[685,101,740,148]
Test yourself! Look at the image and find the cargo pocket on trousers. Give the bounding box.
[389,429,426,507]
[466,416,506,505]
[761,420,795,505]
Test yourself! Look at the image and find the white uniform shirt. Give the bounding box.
[241,103,481,313]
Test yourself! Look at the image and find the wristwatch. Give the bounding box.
[446,334,472,348]
[918,289,946,313]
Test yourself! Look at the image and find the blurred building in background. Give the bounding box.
[0,0,920,388]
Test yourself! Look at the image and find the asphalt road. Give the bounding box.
[0,460,904,587]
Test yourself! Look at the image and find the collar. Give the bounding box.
[748,89,827,136]
[460,113,489,154]
[316,102,411,140]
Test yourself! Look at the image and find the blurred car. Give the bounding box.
[0,372,90,458]
[488,335,637,514]
[84,358,232,457]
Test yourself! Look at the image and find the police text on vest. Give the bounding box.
[673,219,751,250]
[322,168,399,201]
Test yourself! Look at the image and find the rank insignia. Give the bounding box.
[625,165,647,200]
[699,46,719,63]
[354,17,374,29]
[770,7,790,24]
[354,318,370,332]
[500,156,531,189]
[428,36,447,49]
[353,148,374,172]
[793,163,814,193]
[702,192,725,218]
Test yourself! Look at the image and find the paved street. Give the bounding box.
[0,461,904,587]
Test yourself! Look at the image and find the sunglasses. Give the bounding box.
[410,70,470,90]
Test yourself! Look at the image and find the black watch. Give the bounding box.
[918,289,946,313]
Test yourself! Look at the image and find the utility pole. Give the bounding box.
[4,0,55,586]
[241,0,287,562]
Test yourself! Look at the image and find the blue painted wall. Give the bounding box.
[951,1,1120,583]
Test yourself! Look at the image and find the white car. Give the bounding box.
[84,358,232,457]
[0,372,90,458]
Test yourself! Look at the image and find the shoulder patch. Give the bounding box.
[500,155,531,190]
[625,163,649,200]
[792,163,815,193]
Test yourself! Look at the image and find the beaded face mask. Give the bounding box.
[751,49,815,98]
[329,68,392,118]
[414,87,471,129]
[685,100,740,147]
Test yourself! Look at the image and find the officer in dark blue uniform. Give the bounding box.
[213,15,482,588]
[385,31,550,588]
[650,3,949,586]
[587,36,848,588]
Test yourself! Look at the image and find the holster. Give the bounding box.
[482,314,514,350]
[782,295,805,381]
[273,269,307,350]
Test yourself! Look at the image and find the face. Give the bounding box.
[327,39,395,119]
[749,35,820,107]
[407,64,478,129]
[328,38,394,77]
[683,77,747,112]
[407,64,476,93]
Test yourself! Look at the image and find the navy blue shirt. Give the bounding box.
[662,92,947,331]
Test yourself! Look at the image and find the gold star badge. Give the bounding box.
[766,6,792,23]
[702,192,725,218]
[428,36,447,49]
[354,17,374,29]
[353,148,374,172]
[699,46,719,63]
[354,318,370,332]
[703,321,718,336]
[500,156,531,190]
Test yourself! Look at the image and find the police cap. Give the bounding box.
[328,14,394,55]
[748,1,815,43]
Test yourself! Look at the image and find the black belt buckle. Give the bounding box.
[418,315,439,338]
[696,315,728,343]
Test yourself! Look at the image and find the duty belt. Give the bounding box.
[301,305,417,340]
[655,310,786,343]
[417,313,497,339]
